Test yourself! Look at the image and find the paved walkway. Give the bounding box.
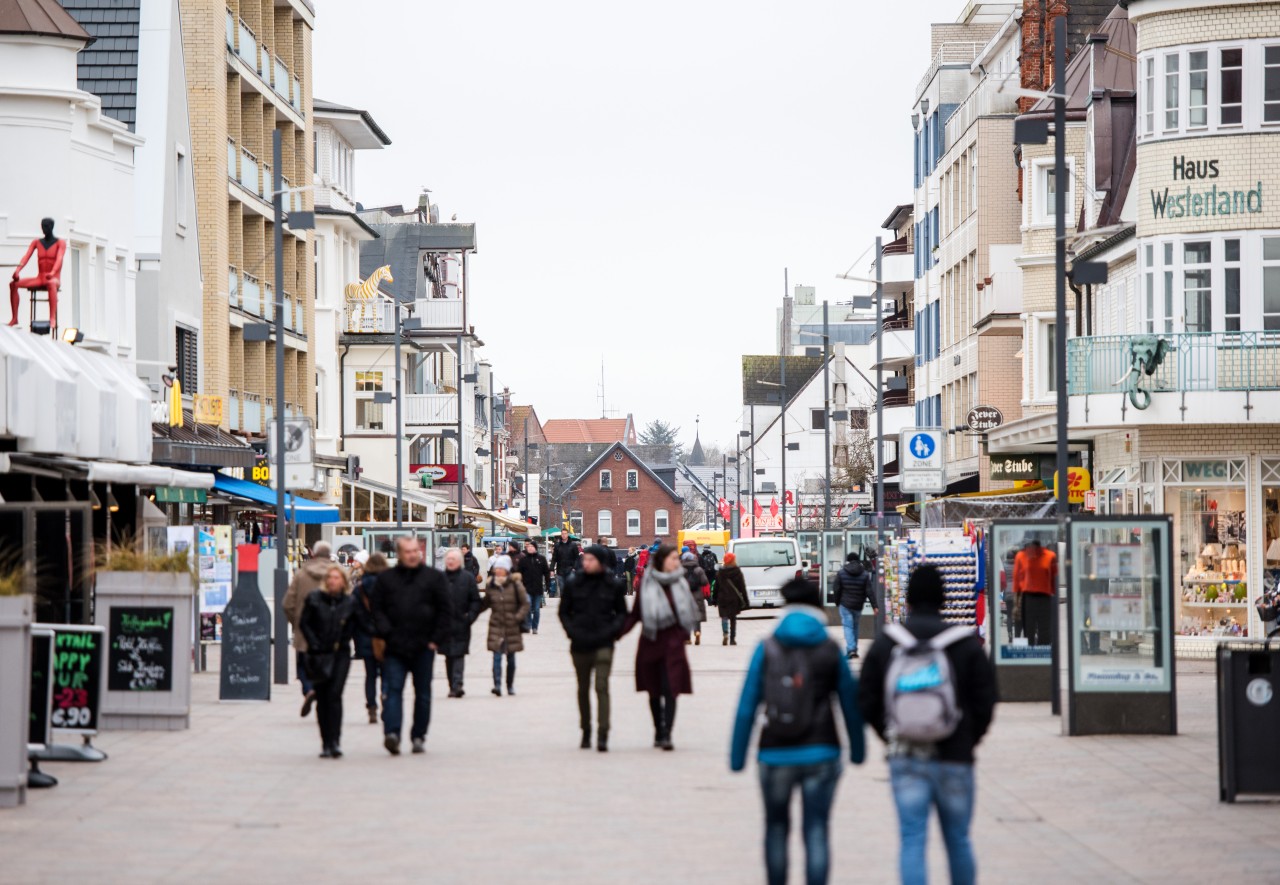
[2,601,1280,884]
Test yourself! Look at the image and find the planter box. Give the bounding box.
[94,571,195,731]
[0,595,33,807]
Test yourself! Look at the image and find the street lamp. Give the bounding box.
[835,242,886,531]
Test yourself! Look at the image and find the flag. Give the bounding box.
[561,510,571,531]
[753,499,763,519]
[769,497,779,518]
[717,498,730,521]
[168,377,183,427]
[738,501,746,516]
[835,505,844,518]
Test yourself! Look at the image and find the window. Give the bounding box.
[1264,237,1280,330]
[810,408,826,431]
[1266,46,1280,123]
[1043,322,1058,395]
[1221,48,1243,125]
[654,509,670,536]
[731,540,796,567]
[570,511,583,536]
[175,326,198,392]
[969,147,977,213]
[1144,244,1155,333]
[599,469,612,490]
[626,470,639,490]
[1183,241,1212,332]
[626,510,641,536]
[597,510,612,536]
[850,408,869,430]
[1188,51,1208,128]
[1163,243,1175,334]
[355,370,384,430]
[1164,54,1180,130]
[1033,160,1073,225]
[1143,57,1155,135]
[175,147,188,232]
[1225,239,1241,332]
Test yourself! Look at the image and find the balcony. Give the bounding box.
[242,399,262,434]
[944,76,1020,150]
[225,9,234,50]
[976,271,1022,324]
[1068,332,1280,428]
[274,58,289,99]
[404,393,459,427]
[295,300,305,334]
[341,298,465,336]
[915,41,980,103]
[242,274,262,316]
[871,325,915,370]
[228,267,240,309]
[236,19,255,67]
[284,295,294,330]
[228,394,240,431]
[238,147,259,196]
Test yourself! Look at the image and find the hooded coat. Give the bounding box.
[835,560,875,612]
[483,573,531,653]
[715,565,750,619]
[620,578,694,696]
[283,558,333,652]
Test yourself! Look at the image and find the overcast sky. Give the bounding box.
[314,0,961,451]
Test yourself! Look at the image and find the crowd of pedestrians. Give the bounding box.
[284,536,996,885]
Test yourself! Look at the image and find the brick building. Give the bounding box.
[554,443,682,544]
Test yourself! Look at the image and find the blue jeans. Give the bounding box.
[889,757,976,885]
[381,649,435,741]
[758,759,842,885]
[526,594,544,631]
[838,605,862,656]
[296,650,313,695]
[493,650,516,690]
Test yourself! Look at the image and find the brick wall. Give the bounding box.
[552,448,683,543]
[1137,134,1280,238]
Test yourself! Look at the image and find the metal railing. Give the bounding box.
[237,19,256,66]
[225,9,235,50]
[291,76,302,112]
[1068,332,1280,396]
[242,398,262,434]
[915,41,981,102]
[226,138,237,180]
[242,273,261,315]
[295,300,305,334]
[944,76,1020,150]
[260,162,271,200]
[341,298,465,334]
[284,295,294,330]
[239,147,259,195]
[259,43,271,79]
[228,395,240,431]
[275,58,289,99]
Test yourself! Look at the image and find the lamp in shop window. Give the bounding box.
[1201,543,1222,560]
[1267,538,1280,563]
[89,488,102,511]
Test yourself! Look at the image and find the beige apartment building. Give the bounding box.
[179,0,315,433]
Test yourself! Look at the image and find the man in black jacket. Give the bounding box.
[551,530,579,597]
[834,554,877,660]
[558,544,628,752]
[460,543,480,579]
[372,536,454,756]
[858,564,996,884]
[518,539,551,634]
[440,549,484,698]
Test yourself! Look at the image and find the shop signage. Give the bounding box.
[1182,460,1230,480]
[155,486,207,504]
[37,624,105,734]
[193,394,224,426]
[410,464,463,483]
[966,405,1003,432]
[1150,156,1262,220]
[106,607,174,692]
[1083,490,1099,512]
[1053,467,1092,506]
[250,456,271,486]
[990,454,1041,482]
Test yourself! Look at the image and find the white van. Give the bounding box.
[728,537,803,608]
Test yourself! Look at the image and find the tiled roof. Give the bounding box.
[62,0,140,132]
[542,418,630,444]
[0,0,90,40]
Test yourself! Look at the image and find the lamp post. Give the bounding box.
[271,128,288,686]
[836,240,885,531]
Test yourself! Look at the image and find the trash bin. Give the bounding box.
[1217,642,1280,802]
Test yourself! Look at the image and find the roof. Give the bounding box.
[542,418,632,445]
[315,206,379,239]
[741,355,825,405]
[359,223,478,301]
[1024,5,1134,122]
[61,0,137,131]
[564,442,682,503]
[881,204,913,231]
[688,433,706,466]
[152,411,256,469]
[0,0,91,41]
[314,98,392,148]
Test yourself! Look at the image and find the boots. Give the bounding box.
[597,730,609,753]
[722,633,729,646]
[695,630,701,645]
[367,705,377,724]
[580,729,592,750]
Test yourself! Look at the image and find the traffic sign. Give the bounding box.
[901,469,948,494]
[899,427,946,494]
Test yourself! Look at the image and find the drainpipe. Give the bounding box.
[338,343,350,454]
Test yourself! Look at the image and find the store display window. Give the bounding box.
[1068,516,1173,693]
[988,521,1057,666]
[1173,487,1251,637]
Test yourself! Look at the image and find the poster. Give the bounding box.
[195,524,234,616]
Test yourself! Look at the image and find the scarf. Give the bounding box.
[639,567,698,640]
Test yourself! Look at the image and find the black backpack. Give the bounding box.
[762,637,826,740]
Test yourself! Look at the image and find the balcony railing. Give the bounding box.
[259,43,271,80]
[228,394,240,431]
[263,284,274,320]
[284,295,294,330]
[225,9,235,50]
[260,162,272,200]
[239,147,259,195]
[275,58,289,98]
[291,76,302,112]
[242,273,262,315]
[237,19,256,66]
[404,394,460,426]
[295,300,305,334]
[228,267,240,308]
[226,137,237,180]
[342,298,465,335]
[944,76,1021,150]
[242,399,262,434]
[915,41,980,102]
[1068,332,1280,397]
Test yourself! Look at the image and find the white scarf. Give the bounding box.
[640,567,698,639]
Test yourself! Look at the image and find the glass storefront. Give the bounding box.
[988,521,1058,666]
[1173,487,1251,637]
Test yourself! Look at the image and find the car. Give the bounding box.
[727,537,804,608]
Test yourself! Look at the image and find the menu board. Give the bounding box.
[107,607,174,692]
[219,544,272,701]
[38,624,105,734]
[29,630,54,747]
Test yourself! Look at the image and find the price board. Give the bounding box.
[36,624,105,734]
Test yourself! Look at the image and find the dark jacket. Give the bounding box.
[462,551,480,578]
[699,549,719,583]
[371,563,454,661]
[858,611,997,764]
[715,565,750,619]
[517,552,551,596]
[300,590,357,656]
[440,567,484,658]
[558,569,628,653]
[351,574,380,658]
[684,563,709,623]
[835,561,875,612]
[552,539,580,575]
[623,553,637,576]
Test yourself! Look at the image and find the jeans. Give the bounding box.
[720,616,738,642]
[758,759,842,885]
[313,654,351,750]
[838,605,862,656]
[571,646,614,735]
[445,655,466,694]
[889,757,976,885]
[360,655,380,710]
[296,650,313,695]
[493,649,516,691]
[381,649,435,741]
[526,593,544,631]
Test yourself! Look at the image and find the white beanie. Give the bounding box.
[491,555,513,573]
[354,550,370,565]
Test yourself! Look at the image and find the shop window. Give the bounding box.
[1221,47,1243,126]
[1188,51,1208,128]
[1164,54,1180,130]
[597,509,612,536]
[626,509,641,536]
[1143,56,1155,135]
[1182,241,1212,333]
[1264,237,1280,331]
[654,509,670,536]
[1265,46,1280,123]
[1224,239,1242,331]
[1175,487,1251,638]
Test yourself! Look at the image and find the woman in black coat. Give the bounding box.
[441,548,484,698]
[351,553,388,723]
[714,553,750,645]
[300,564,357,758]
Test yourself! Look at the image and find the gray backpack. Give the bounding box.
[883,623,974,744]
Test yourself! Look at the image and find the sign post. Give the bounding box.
[901,428,946,557]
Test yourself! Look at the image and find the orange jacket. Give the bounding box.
[1013,546,1057,596]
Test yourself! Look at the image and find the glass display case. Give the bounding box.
[988,520,1057,668]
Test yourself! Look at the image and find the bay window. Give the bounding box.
[1164,54,1180,130]
[1188,51,1208,127]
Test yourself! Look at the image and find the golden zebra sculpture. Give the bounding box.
[344,265,394,332]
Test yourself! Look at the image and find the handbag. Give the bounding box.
[371,637,387,663]
[306,651,337,684]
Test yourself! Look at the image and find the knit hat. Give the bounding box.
[354,550,370,565]
[681,551,697,564]
[724,552,737,566]
[906,564,945,610]
[491,555,513,573]
[781,576,821,608]
[583,544,613,569]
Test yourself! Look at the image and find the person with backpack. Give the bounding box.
[681,550,710,645]
[699,547,719,592]
[858,565,996,885]
[834,554,877,660]
[730,577,865,885]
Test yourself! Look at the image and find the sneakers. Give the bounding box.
[411,738,425,754]
[847,650,859,660]
[384,733,401,756]
[300,690,316,718]
[722,634,729,646]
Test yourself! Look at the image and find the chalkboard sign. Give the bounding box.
[220,545,272,701]
[107,606,174,692]
[29,630,54,747]
[37,624,105,734]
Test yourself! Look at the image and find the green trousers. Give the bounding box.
[571,646,614,736]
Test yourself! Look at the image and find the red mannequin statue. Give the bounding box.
[9,218,66,329]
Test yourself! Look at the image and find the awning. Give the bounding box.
[152,411,256,469]
[75,460,215,489]
[439,502,530,534]
[212,473,340,524]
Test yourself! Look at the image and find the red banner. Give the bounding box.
[409,464,463,483]
[753,499,763,519]
[769,497,779,517]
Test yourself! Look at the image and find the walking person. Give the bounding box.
[351,552,388,724]
[623,548,638,594]
[731,577,865,885]
[518,539,550,634]
[681,550,710,645]
[440,549,484,698]
[834,554,877,660]
[559,544,628,752]
[858,565,997,885]
[372,536,453,756]
[460,543,480,579]
[699,546,719,591]
[300,564,358,758]
[552,529,580,596]
[716,552,750,645]
[283,541,334,718]
[620,544,697,750]
[482,555,530,697]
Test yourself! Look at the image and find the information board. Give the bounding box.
[37,624,105,734]
[107,607,175,692]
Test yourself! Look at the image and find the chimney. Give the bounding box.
[1047,0,1070,91]
[1019,0,1045,115]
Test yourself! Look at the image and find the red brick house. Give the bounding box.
[562,443,682,544]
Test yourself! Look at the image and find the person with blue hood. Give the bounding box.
[730,577,865,885]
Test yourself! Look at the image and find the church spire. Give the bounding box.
[689,415,706,466]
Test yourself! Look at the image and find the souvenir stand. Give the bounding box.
[883,528,981,628]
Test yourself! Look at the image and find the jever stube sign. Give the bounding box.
[966,405,1003,432]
